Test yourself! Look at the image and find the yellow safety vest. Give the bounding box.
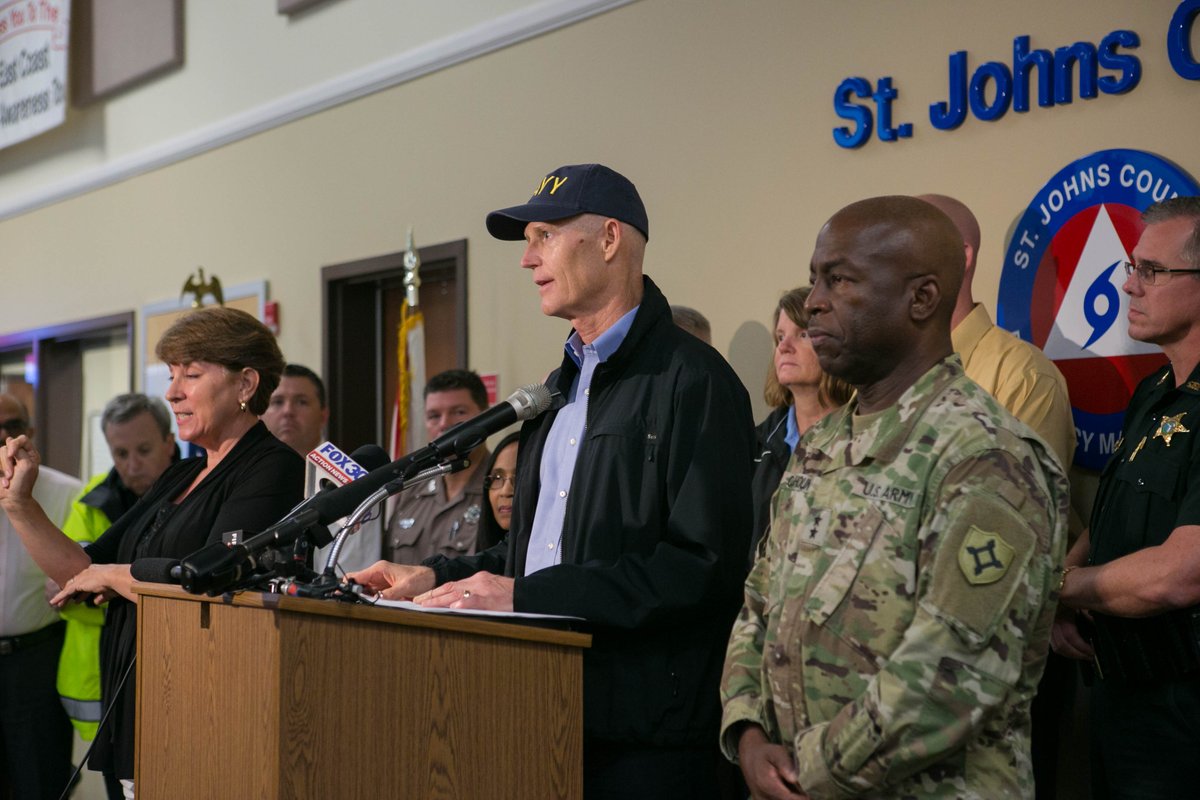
[58,473,111,740]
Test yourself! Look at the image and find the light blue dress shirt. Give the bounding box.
[784,406,800,452]
[524,306,639,576]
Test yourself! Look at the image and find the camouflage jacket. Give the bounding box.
[720,355,1068,799]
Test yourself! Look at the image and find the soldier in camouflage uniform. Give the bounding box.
[721,196,1068,799]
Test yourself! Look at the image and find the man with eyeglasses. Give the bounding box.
[1052,196,1200,797]
[0,394,81,798]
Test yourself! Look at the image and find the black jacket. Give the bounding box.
[749,406,790,566]
[431,276,755,746]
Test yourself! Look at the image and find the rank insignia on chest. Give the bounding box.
[1153,412,1190,447]
[958,526,1014,586]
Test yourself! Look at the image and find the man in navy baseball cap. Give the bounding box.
[485,163,649,242]
[349,161,755,799]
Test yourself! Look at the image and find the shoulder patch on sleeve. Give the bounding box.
[957,526,1015,586]
[927,502,1037,649]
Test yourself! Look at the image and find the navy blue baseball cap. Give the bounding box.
[485,163,649,242]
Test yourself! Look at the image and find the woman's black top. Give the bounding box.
[84,421,304,779]
[749,406,791,567]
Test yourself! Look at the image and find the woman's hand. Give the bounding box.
[51,564,136,607]
[0,434,40,513]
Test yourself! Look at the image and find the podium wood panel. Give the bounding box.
[134,584,589,799]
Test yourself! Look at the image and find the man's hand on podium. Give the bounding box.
[415,573,514,613]
[346,561,435,600]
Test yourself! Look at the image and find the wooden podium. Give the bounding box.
[133,584,591,799]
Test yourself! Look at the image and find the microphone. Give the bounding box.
[332,444,389,480]
[180,386,556,595]
[302,383,554,527]
[177,443,388,595]
[307,441,384,486]
[306,441,389,496]
[180,383,554,597]
[292,443,390,545]
[425,383,554,461]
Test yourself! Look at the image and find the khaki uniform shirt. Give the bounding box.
[952,303,1075,470]
[385,467,487,565]
[721,356,1068,799]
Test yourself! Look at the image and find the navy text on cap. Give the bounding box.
[485,163,649,242]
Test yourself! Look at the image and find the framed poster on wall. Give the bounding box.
[72,0,184,105]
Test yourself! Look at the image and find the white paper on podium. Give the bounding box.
[368,597,584,623]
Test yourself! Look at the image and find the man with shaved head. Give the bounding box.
[721,196,1068,798]
[917,193,1074,469]
[919,192,1076,799]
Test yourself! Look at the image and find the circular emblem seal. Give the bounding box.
[999,149,1200,471]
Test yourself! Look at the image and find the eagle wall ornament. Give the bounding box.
[180,268,225,308]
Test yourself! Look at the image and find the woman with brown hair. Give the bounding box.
[750,286,853,563]
[0,307,304,797]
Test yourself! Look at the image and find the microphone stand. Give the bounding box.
[320,458,469,575]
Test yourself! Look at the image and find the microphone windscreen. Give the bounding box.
[348,444,389,471]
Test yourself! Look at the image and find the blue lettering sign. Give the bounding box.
[1168,0,1200,80]
[841,23,1143,147]
[833,77,873,148]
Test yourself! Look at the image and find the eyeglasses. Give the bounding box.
[485,472,516,490]
[0,418,27,436]
[1122,260,1200,285]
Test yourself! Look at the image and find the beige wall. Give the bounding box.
[0,0,1196,425]
[0,0,564,202]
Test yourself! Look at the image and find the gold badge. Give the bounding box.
[1153,413,1190,447]
[958,526,1014,586]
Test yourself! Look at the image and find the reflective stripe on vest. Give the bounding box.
[60,695,102,723]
